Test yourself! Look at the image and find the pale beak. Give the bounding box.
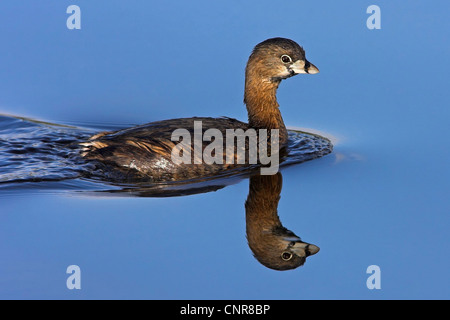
[283,236,320,257]
[290,59,319,74]
[291,241,320,257]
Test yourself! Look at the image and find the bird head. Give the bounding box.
[246,37,319,83]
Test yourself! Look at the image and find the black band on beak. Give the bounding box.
[304,60,311,74]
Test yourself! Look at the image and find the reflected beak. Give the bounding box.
[291,59,319,74]
[283,236,320,257]
[292,241,320,257]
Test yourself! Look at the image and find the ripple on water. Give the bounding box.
[0,115,333,197]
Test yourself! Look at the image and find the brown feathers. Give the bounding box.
[80,38,316,182]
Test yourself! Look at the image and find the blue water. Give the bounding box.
[0,1,449,299]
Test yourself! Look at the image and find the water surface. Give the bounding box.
[0,0,449,300]
[0,114,333,197]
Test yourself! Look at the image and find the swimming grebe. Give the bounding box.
[81,38,319,181]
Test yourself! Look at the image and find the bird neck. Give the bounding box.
[245,173,283,236]
[244,77,288,145]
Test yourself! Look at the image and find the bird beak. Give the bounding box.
[291,59,319,74]
[283,236,320,257]
[292,241,320,257]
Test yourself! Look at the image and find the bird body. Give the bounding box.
[81,38,319,181]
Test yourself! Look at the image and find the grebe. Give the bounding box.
[81,38,319,181]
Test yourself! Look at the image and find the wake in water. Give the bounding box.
[0,114,333,197]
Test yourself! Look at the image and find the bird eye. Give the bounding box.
[281,252,293,261]
[281,55,292,63]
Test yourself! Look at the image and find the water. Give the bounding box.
[0,1,449,300]
[0,114,332,197]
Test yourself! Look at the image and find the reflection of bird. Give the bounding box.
[80,38,319,182]
[245,172,319,270]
